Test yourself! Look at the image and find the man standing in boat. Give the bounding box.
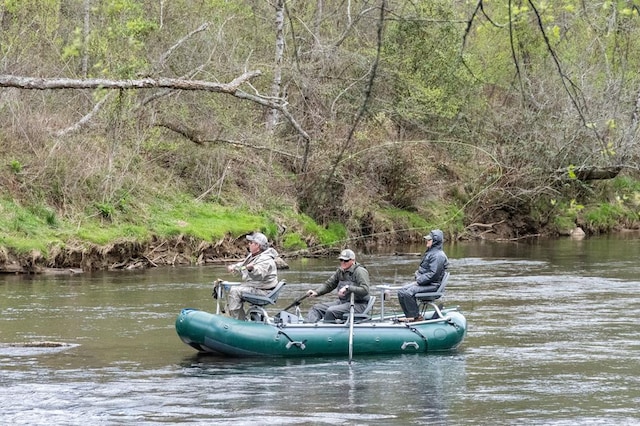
[305,249,371,323]
[397,229,449,322]
[226,232,279,320]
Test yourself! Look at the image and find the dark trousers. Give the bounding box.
[397,282,437,318]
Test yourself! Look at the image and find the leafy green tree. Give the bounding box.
[379,1,475,132]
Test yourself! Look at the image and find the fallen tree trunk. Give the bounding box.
[0,72,261,93]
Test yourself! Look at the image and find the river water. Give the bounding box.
[1,234,639,425]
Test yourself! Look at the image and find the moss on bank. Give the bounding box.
[1,175,639,273]
[0,195,455,272]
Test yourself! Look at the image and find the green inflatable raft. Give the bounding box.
[175,306,467,358]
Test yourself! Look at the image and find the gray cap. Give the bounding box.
[423,234,433,241]
[246,232,269,249]
[338,249,356,261]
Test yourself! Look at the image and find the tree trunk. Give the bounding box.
[266,0,285,132]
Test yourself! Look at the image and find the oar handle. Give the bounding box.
[282,294,309,312]
[348,292,355,364]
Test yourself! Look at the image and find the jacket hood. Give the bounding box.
[261,247,280,259]
[429,229,444,249]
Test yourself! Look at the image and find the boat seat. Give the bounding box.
[415,272,449,317]
[242,280,286,322]
[241,280,286,307]
[342,296,376,323]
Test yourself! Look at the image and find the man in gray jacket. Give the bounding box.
[397,229,449,322]
[305,249,371,323]
[226,232,279,320]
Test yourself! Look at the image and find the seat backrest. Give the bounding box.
[266,280,287,301]
[362,296,376,316]
[415,272,449,301]
[343,295,377,322]
[241,280,286,306]
[436,271,449,293]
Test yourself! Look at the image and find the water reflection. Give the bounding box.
[179,352,467,424]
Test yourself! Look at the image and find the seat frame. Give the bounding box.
[415,272,449,319]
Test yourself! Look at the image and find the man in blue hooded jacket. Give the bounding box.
[397,229,449,322]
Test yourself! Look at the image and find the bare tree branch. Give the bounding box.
[157,22,210,68]
[233,89,311,142]
[508,0,525,100]
[142,20,218,106]
[461,0,505,51]
[527,0,608,154]
[0,72,312,149]
[156,121,301,159]
[333,6,377,48]
[54,91,114,137]
[156,121,206,144]
[55,22,215,137]
[460,0,503,84]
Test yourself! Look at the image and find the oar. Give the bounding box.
[282,294,308,312]
[348,292,355,364]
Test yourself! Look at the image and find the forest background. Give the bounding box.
[1,0,640,273]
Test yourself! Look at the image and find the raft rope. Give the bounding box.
[448,316,462,331]
[405,315,461,352]
[276,330,307,350]
[406,324,429,352]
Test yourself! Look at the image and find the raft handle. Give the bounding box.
[286,341,307,350]
[401,341,419,350]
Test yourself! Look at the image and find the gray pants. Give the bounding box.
[307,299,368,323]
[228,285,269,320]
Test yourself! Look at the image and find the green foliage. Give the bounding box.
[552,214,576,232]
[591,176,640,217]
[381,1,474,127]
[611,175,640,193]
[546,175,640,233]
[61,28,83,60]
[382,202,465,236]
[299,214,347,246]
[282,233,307,251]
[382,207,428,229]
[145,199,268,241]
[551,199,584,218]
[374,143,420,209]
[550,198,584,230]
[0,198,63,254]
[28,205,57,228]
[432,203,466,235]
[582,203,630,232]
[85,0,157,78]
[0,236,49,255]
[94,202,115,220]
[0,0,63,62]
[9,159,23,174]
[76,223,148,245]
